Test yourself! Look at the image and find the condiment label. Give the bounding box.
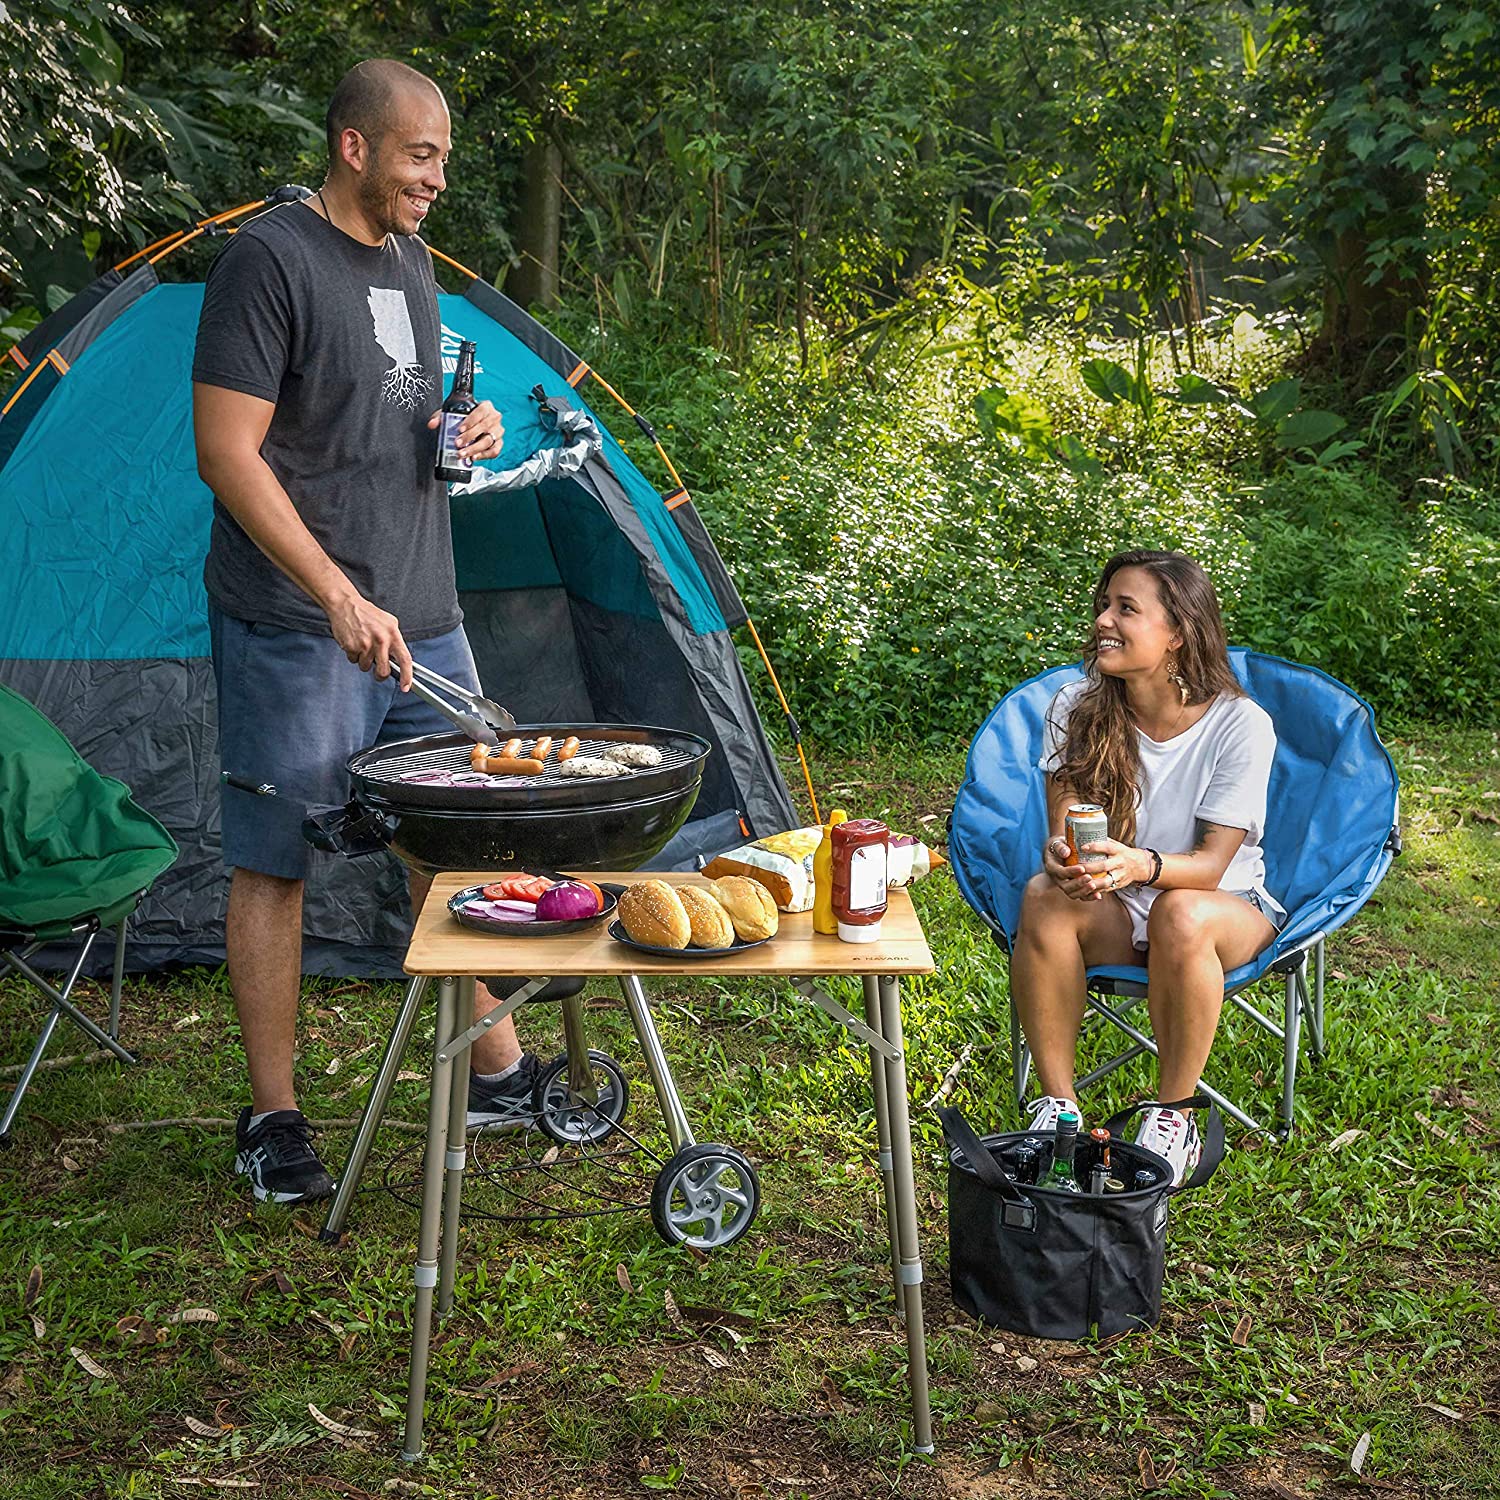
[848,845,887,910]
[439,412,473,469]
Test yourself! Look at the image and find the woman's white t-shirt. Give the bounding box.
[1040,682,1284,946]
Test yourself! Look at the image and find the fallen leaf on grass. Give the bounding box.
[700,1346,730,1370]
[70,1347,109,1378]
[338,1331,358,1361]
[60,1155,83,1174]
[173,1012,202,1030]
[1231,1313,1253,1347]
[185,1414,231,1438]
[616,1263,634,1295]
[480,1362,539,1387]
[1137,1449,1161,1490]
[115,1314,165,1344]
[29,1313,45,1339]
[211,1343,250,1376]
[324,1057,341,1076]
[538,1143,561,1167]
[24,1265,41,1306]
[174,1480,258,1490]
[395,1070,423,1083]
[1326,1128,1366,1152]
[1248,1402,1266,1427]
[1414,1112,1459,1145]
[268,1269,294,1296]
[1417,1401,1464,1421]
[821,1374,850,1413]
[167,1307,220,1325]
[1018,1452,1036,1483]
[307,1402,377,1439]
[663,1289,683,1329]
[1350,1431,1372,1475]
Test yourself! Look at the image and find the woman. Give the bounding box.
[1012,549,1284,1184]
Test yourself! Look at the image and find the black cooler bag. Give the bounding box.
[938,1095,1224,1340]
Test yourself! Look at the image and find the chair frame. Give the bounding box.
[0,910,137,1142]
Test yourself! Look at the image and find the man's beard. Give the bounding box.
[358,155,414,238]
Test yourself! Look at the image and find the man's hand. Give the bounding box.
[427,399,504,463]
[326,593,413,689]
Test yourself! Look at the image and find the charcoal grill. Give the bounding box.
[306,724,711,875]
[313,721,762,1259]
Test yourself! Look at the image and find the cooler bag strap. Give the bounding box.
[1101,1093,1226,1193]
[935,1106,1029,1204]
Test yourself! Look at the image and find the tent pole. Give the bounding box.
[743,618,820,826]
[113,200,266,273]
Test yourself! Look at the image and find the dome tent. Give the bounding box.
[0,192,802,974]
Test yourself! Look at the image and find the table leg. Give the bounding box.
[438,978,476,1314]
[862,976,903,1312]
[876,974,935,1454]
[322,976,430,1242]
[402,975,459,1463]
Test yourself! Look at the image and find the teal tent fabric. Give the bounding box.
[0,683,178,938]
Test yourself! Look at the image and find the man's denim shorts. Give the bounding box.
[210,606,480,879]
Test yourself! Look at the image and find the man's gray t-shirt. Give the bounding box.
[192,202,461,640]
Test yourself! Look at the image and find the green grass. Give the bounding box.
[2,732,1497,1499]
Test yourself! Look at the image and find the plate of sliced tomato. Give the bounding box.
[448,873,620,936]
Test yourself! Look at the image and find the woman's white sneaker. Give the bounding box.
[1026,1095,1081,1134]
[1133,1107,1202,1186]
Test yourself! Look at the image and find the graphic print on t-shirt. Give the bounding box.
[367,286,431,410]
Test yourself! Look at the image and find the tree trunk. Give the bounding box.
[505,132,562,310]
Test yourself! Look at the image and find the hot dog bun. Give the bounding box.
[678,884,736,949]
[710,876,779,942]
[618,879,691,950]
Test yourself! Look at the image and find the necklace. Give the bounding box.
[316,187,334,232]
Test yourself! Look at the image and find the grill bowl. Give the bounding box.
[333,724,712,876]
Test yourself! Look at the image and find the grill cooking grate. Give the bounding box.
[360,736,693,787]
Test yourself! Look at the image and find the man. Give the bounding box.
[193,59,538,1204]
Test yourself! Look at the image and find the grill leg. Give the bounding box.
[438,978,475,1315]
[619,974,695,1153]
[403,976,458,1463]
[862,976,903,1312]
[322,977,429,1242]
[561,993,598,1103]
[876,976,934,1453]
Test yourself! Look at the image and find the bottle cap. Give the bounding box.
[837,919,882,943]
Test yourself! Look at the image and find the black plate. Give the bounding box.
[606,918,771,959]
[449,882,618,936]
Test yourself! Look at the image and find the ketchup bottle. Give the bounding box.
[830,819,889,943]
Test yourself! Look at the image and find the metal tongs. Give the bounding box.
[404,661,517,745]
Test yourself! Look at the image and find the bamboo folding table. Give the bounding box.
[380,871,937,1462]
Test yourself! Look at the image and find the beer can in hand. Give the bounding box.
[1065,804,1110,868]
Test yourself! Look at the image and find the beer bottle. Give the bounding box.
[1013,1144,1039,1186]
[1133,1168,1156,1193]
[435,339,478,483]
[1045,1110,1083,1193]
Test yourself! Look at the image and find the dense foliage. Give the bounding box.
[4,1,1498,740]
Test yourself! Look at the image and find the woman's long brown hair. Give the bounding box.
[1050,550,1243,845]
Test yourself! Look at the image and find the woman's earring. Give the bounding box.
[1166,652,1190,706]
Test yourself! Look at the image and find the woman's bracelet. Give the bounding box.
[1142,848,1164,887]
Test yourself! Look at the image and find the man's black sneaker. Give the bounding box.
[466,1052,542,1131]
[234,1108,335,1204]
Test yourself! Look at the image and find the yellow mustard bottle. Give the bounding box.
[812,808,849,935]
